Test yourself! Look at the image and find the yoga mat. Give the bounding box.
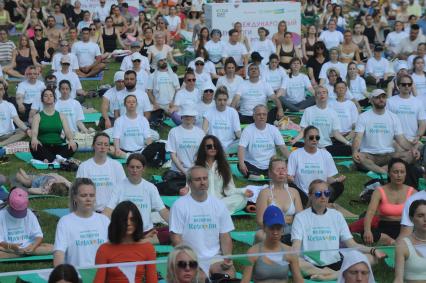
[83,112,102,123]
[79,72,104,81]
[336,160,353,169]
[366,171,388,180]
[152,175,164,183]
[43,208,68,218]
[382,246,395,268]
[15,152,61,170]
[161,196,179,208]
[155,245,173,254]
[230,163,270,182]
[163,118,177,128]
[232,210,255,217]
[332,156,352,160]
[0,254,53,263]
[280,129,299,137]
[230,231,256,246]
[28,195,61,200]
[18,268,96,283]
[284,111,303,116]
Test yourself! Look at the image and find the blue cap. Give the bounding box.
[263,205,285,227]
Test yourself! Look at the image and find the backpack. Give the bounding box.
[350,178,385,205]
[142,142,166,168]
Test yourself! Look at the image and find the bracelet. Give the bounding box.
[370,247,376,256]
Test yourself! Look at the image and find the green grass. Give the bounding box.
[0,59,395,282]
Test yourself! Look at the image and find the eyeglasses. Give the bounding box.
[400,83,412,87]
[205,144,216,150]
[314,190,331,198]
[308,135,320,141]
[61,44,69,47]
[186,78,196,82]
[195,62,204,66]
[177,260,198,270]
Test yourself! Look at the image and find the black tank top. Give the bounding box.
[141,39,154,57]
[16,49,33,75]
[363,26,376,44]
[102,27,117,53]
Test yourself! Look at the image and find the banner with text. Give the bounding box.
[70,0,140,17]
[205,2,301,46]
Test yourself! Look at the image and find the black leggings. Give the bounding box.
[238,161,269,178]
[290,181,345,207]
[325,138,352,157]
[361,220,401,243]
[30,143,77,163]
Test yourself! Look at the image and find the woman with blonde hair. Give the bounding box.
[167,245,200,283]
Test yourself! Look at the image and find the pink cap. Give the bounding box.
[9,188,29,216]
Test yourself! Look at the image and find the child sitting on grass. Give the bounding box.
[15,168,71,196]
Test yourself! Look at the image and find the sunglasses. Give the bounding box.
[204,90,214,93]
[315,46,324,50]
[35,29,42,31]
[308,135,320,141]
[205,144,216,150]
[61,44,69,47]
[314,190,331,198]
[195,62,204,66]
[400,83,412,87]
[133,59,141,62]
[186,78,196,82]
[177,260,198,270]
[61,62,70,65]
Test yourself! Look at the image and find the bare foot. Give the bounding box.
[310,271,337,281]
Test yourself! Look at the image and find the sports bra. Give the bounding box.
[403,237,426,281]
[269,184,296,216]
[378,187,414,217]
[253,243,289,282]
[340,51,355,59]
[279,45,295,59]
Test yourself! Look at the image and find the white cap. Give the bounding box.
[131,52,144,61]
[60,55,71,63]
[394,60,409,73]
[202,82,216,92]
[180,104,198,116]
[194,57,204,63]
[370,89,386,98]
[114,71,125,82]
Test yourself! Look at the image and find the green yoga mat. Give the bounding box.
[43,208,69,218]
[161,196,179,207]
[155,245,173,254]
[29,195,62,200]
[230,231,256,246]
[226,156,239,163]
[332,156,352,160]
[304,279,336,283]
[230,163,270,182]
[284,111,303,116]
[0,254,53,263]
[336,160,353,169]
[18,268,96,283]
[381,246,395,268]
[163,118,177,128]
[367,171,388,180]
[83,112,102,123]
[280,129,299,138]
[15,152,61,170]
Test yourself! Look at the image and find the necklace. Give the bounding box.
[413,233,426,242]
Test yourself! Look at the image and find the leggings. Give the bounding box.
[361,220,401,243]
[30,143,77,163]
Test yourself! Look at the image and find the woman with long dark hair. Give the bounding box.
[306,41,328,86]
[194,135,251,213]
[94,201,157,283]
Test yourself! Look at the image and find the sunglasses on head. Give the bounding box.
[308,135,320,141]
[177,260,198,270]
[314,190,331,198]
[205,144,216,150]
[400,83,412,87]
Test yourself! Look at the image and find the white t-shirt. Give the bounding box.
[223,41,249,67]
[166,125,205,172]
[349,76,367,101]
[107,178,165,231]
[194,71,213,93]
[120,54,150,73]
[283,73,312,104]
[53,71,83,100]
[16,80,46,105]
[204,106,241,149]
[51,53,79,71]
[116,88,153,116]
[135,68,149,91]
[164,15,181,32]
[71,41,101,67]
[76,158,126,211]
[54,212,109,267]
[188,60,217,77]
[147,44,173,69]
[195,100,215,128]
[204,40,225,63]
[113,114,151,152]
[288,148,338,195]
[401,190,426,227]
[263,67,288,91]
[300,105,341,147]
[103,87,120,118]
[239,123,285,169]
[355,110,403,154]
[387,95,426,141]
[216,75,244,105]
[236,80,274,116]
[319,61,347,81]
[251,39,276,65]
[173,88,200,114]
[385,31,408,54]
[0,100,17,135]
[292,208,353,266]
[55,98,84,134]
[0,209,43,248]
[318,30,344,50]
[329,100,358,134]
[412,73,426,108]
[147,70,180,108]
[365,57,390,78]
[170,194,234,269]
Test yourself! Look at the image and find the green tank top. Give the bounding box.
[38,111,65,145]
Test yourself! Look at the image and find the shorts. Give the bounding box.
[31,175,54,188]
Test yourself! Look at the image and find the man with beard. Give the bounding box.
[115,70,152,120]
[352,89,420,174]
[45,16,63,51]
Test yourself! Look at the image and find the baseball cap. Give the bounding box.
[131,52,144,61]
[202,82,216,92]
[194,57,204,63]
[60,55,71,64]
[114,71,125,82]
[130,41,141,48]
[251,52,263,62]
[263,205,285,227]
[8,188,29,218]
[374,45,384,52]
[180,104,198,116]
[370,89,386,98]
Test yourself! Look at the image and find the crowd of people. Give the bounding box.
[1,0,426,282]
